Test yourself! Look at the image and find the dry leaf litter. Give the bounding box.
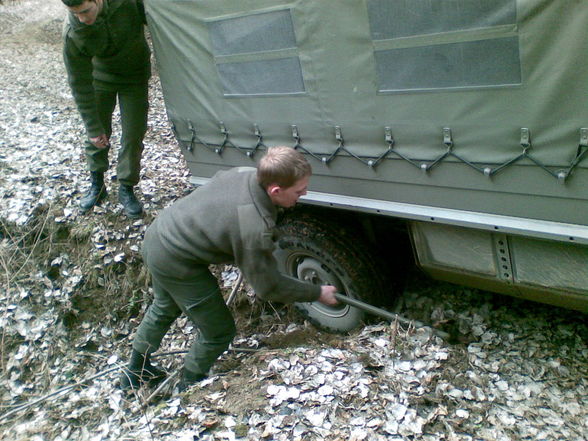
[0,1,587,440]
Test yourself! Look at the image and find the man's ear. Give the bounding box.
[267,184,281,197]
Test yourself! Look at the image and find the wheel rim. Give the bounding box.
[288,254,352,318]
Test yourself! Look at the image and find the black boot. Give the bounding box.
[120,350,166,392]
[118,185,143,218]
[79,172,107,212]
[177,368,206,393]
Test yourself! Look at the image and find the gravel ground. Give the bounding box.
[0,2,587,440]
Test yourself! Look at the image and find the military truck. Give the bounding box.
[144,0,588,331]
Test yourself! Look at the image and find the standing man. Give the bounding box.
[120,146,339,392]
[62,0,150,218]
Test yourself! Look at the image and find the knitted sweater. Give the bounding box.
[143,167,321,304]
[62,0,150,137]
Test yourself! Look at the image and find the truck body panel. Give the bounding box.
[145,0,588,312]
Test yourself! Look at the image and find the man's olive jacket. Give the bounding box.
[143,167,321,304]
[62,0,150,137]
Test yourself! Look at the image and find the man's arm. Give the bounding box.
[137,0,147,25]
[235,243,338,306]
[62,36,105,139]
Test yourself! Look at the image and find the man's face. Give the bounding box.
[268,176,309,208]
[67,0,101,25]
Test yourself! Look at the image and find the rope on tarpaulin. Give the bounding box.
[174,121,588,183]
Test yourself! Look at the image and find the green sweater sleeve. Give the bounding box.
[137,0,147,24]
[234,205,321,304]
[63,33,104,138]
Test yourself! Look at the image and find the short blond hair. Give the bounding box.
[257,146,312,189]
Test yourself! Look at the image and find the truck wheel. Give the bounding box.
[274,215,387,333]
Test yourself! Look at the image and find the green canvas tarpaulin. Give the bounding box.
[145,0,588,225]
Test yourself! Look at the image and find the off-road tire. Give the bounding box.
[274,213,390,333]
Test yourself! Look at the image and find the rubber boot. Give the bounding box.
[177,368,206,393]
[79,172,107,212]
[118,185,143,218]
[119,350,166,392]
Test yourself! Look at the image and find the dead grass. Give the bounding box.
[0,202,326,402]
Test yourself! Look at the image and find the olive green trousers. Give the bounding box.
[84,82,148,187]
[132,264,237,376]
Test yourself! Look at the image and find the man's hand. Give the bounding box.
[90,134,110,149]
[318,285,338,306]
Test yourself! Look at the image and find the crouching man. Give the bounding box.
[120,146,338,392]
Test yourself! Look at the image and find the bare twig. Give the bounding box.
[139,371,180,411]
[0,366,119,423]
[0,346,262,423]
[225,271,243,307]
[5,201,53,284]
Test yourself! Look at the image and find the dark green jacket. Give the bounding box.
[143,167,321,303]
[62,0,150,137]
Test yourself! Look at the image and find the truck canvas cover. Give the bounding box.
[144,0,588,227]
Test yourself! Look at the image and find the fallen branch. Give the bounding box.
[0,346,262,423]
[0,366,119,423]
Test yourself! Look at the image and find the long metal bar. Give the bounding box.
[334,293,450,340]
